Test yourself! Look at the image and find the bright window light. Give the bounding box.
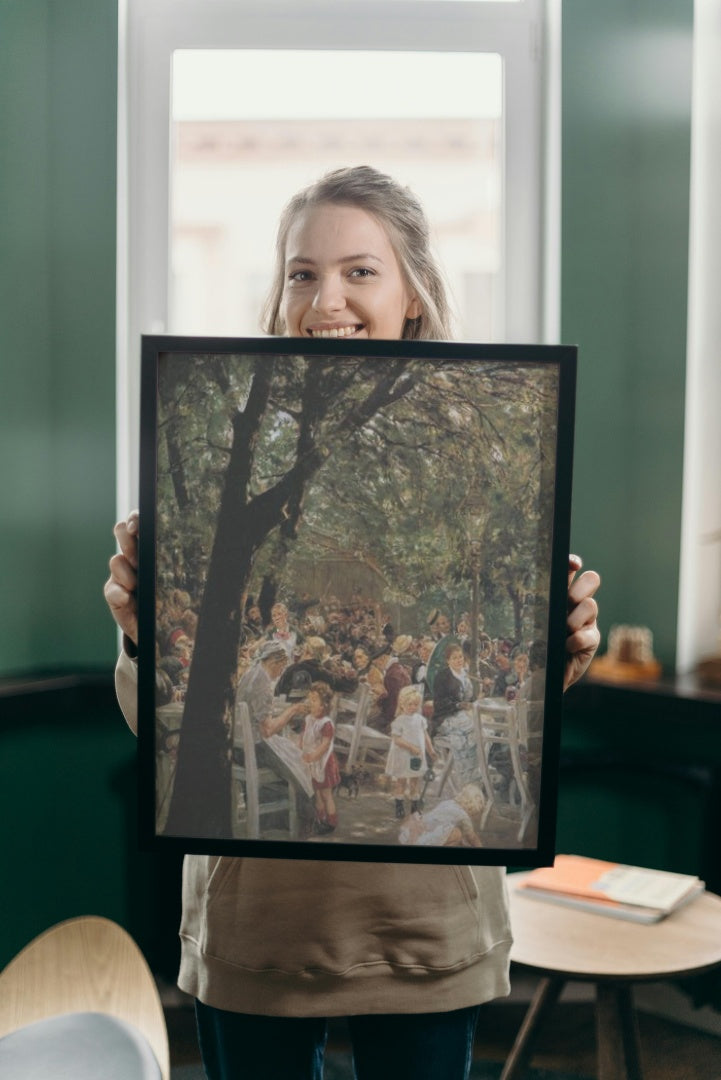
[170,50,503,342]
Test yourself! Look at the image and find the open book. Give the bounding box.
[515,854,705,923]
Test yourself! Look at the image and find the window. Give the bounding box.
[118,0,557,509]
[169,49,503,340]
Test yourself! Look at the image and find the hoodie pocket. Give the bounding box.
[192,858,508,976]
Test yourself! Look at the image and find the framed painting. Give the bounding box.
[137,336,576,865]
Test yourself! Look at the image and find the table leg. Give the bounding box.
[596,982,643,1080]
[500,976,565,1080]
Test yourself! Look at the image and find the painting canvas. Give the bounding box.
[138,336,576,865]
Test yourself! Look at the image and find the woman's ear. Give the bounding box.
[406,296,423,320]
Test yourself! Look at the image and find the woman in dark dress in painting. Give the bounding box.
[432,643,479,787]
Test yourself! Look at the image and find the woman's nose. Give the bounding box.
[312,274,345,314]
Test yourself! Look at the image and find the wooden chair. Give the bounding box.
[0,916,169,1079]
[430,734,461,798]
[334,682,391,771]
[474,699,535,841]
[231,700,301,839]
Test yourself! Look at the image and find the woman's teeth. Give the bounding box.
[310,325,360,338]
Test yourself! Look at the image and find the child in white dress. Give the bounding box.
[385,686,436,819]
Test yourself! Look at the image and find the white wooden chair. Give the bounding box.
[474,699,535,841]
[334,683,391,771]
[231,700,301,840]
[0,917,169,1079]
[431,735,461,798]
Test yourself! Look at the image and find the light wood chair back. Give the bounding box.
[0,915,169,1080]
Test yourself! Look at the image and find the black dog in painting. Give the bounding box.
[335,767,371,799]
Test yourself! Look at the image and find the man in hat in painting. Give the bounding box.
[275,636,358,700]
[370,642,411,734]
[392,634,416,676]
[427,609,451,642]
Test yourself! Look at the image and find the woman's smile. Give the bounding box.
[306,323,364,339]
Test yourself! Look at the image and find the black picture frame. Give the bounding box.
[138,335,576,865]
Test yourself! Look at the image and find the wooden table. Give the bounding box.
[503,872,721,1080]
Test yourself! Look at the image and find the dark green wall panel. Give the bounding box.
[562,0,693,670]
[0,683,183,976]
[0,0,118,675]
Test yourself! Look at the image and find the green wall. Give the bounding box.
[0,0,119,676]
[562,0,693,671]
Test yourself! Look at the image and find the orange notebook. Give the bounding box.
[516,855,704,923]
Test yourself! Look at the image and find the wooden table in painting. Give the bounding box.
[502,873,721,1080]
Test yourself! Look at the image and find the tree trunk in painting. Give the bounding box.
[163,361,278,838]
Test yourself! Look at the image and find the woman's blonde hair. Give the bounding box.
[262,165,453,341]
[305,636,328,662]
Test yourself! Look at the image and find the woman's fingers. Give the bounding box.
[564,560,601,690]
[113,511,139,568]
[104,512,140,644]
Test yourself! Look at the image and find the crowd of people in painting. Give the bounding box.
[155,585,546,847]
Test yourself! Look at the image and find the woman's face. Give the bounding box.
[353,647,369,669]
[514,654,529,680]
[448,648,465,674]
[281,203,420,341]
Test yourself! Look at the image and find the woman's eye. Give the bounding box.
[349,267,375,279]
[288,270,313,283]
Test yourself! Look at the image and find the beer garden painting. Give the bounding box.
[138,337,576,865]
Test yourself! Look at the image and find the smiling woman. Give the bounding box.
[263,166,452,341]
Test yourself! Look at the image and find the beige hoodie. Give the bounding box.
[116,651,512,1016]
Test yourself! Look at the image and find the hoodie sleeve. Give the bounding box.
[115,648,139,736]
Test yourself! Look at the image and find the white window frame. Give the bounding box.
[116,0,559,512]
[676,0,721,675]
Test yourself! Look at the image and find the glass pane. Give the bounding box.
[170,50,503,341]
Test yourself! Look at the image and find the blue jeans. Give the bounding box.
[195,1000,481,1080]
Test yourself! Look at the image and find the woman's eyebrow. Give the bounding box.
[286,253,384,266]
[338,253,384,265]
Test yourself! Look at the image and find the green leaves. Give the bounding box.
[156,353,557,643]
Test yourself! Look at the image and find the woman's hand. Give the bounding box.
[564,554,601,691]
[103,510,140,646]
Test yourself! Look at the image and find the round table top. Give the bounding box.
[508,871,721,981]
